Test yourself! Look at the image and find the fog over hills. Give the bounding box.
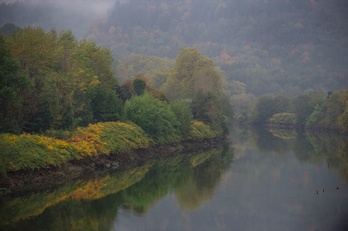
[1,0,348,95]
[0,0,114,38]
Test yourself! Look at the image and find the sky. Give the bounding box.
[0,0,116,13]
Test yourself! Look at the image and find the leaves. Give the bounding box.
[124,94,181,144]
[1,28,119,133]
[0,121,152,172]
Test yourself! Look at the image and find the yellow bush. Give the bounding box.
[0,120,216,173]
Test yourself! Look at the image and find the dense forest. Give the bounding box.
[0,27,230,173]
[1,0,348,134]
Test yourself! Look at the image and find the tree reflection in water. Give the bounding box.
[1,128,348,231]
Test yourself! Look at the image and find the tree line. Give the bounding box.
[238,89,348,133]
[0,27,229,138]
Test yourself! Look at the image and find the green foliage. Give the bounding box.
[191,90,228,135]
[249,89,348,133]
[161,48,225,101]
[133,77,147,96]
[123,94,181,144]
[292,91,325,126]
[0,121,151,173]
[159,48,230,134]
[116,54,174,87]
[23,99,55,133]
[305,90,347,132]
[0,36,29,133]
[1,27,119,132]
[170,100,193,138]
[0,133,76,172]
[87,85,123,122]
[117,80,135,102]
[70,121,152,156]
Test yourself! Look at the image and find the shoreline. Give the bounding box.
[0,137,225,194]
[236,122,348,136]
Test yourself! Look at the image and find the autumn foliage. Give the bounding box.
[0,121,151,174]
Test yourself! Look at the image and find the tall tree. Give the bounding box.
[0,36,29,133]
[161,48,225,100]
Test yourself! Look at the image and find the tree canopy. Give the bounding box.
[0,27,120,133]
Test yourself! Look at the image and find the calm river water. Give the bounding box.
[1,127,348,231]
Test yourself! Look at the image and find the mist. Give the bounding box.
[0,0,115,38]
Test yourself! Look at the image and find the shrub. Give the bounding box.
[70,121,152,155]
[123,94,181,144]
[0,121,152,172]
[0,133,76,172]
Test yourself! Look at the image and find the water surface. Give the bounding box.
[1,127,348,231]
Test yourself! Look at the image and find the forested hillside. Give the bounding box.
[1,0,348,96]
[90,0,348,95]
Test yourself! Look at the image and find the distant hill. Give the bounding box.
[89,0,348,95]
[1,0,348,95]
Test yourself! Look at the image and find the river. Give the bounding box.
[1,126,348,231]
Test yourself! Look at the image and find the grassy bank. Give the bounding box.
[0,120,219,176]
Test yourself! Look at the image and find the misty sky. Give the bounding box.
[0,0,115,15]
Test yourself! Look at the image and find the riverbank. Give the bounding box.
[0,136,225,193]
[263,123,348,136]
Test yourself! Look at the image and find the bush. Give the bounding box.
[70,121,152,156]
[123,94,181,144]
[0,133,76,172]
[0,121,152,172]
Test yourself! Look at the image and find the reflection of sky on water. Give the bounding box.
[114,150,348,231]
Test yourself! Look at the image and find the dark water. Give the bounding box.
[1,127,348,231]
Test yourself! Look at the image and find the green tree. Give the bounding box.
[2,27,120,132]
[191,90,228,135]
[170,100,193,138]
[5,27,60,132]
[88,85,123,122]
[133,77,147,96]
[117,80,135,103]
[161,48,225,100]
[293,91,325,126]
[0,36,29,133]
[250,95,277,124]
[123,94,181,144]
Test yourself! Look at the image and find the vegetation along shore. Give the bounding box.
[0,27,230,189]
